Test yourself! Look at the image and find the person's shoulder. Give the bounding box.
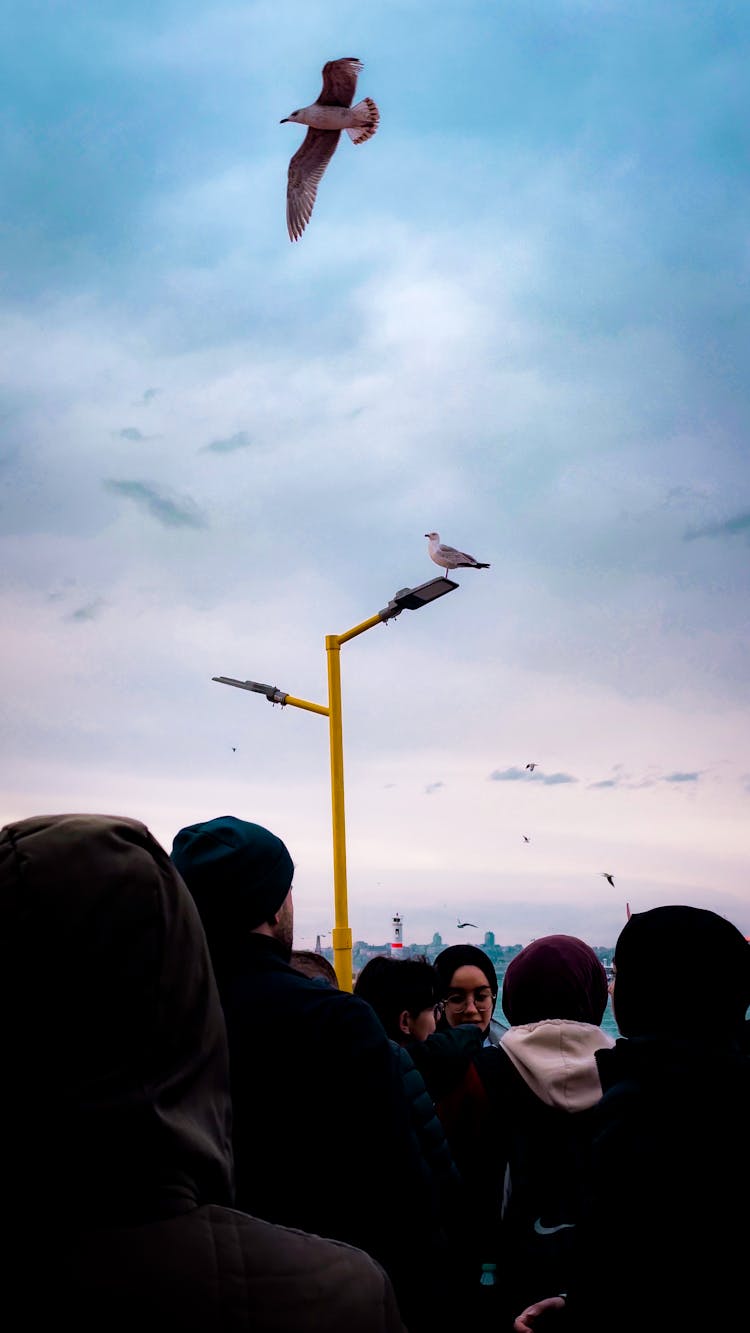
[278,968,391,1042]
[487,1016,509,1045]
[323,986,392,1039]
[202,1207,405,1330]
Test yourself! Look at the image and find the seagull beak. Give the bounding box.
[280,117,288,123]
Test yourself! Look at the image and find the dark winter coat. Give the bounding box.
[0,814,405,1333]
[561,907,750,1333]
[565,1029,750,1333]
[394,1041,464,1207]
[208,931,458,1331]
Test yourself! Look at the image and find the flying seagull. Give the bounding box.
[601,872,615,888]
[526,763,538,772]
[457,918,478,929]
[425,532,490,575]
[522,834,530,843]
[282,58,379,241]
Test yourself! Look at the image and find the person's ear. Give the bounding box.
[398,1009,412,1036]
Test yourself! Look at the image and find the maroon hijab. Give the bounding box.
[502,934,608,1026]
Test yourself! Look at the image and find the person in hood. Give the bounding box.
[515,907,750,1333]
[442,935,613,1324]
[0,813,405,1333]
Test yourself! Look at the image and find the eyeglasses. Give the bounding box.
[443,987,495,1011]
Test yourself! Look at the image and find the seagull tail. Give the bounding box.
[347,98,379,144]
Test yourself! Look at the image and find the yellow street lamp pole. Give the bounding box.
[213,578,458,990]
[325,613,382,989]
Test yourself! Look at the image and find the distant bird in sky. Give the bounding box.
[457,918,478,929]
[282,58,379,241]
[231,747,236,752]
[602,872,616,888]
[526,762,538,772]
[522,834,530,843]
[425,532,490,574]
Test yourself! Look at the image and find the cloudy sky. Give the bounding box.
[3,0,749,949]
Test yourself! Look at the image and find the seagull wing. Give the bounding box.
[437,542,480,565]
[287,129,341,241]
[318,57,363,107]
[435,543,462,562]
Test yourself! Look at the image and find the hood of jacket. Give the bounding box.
[0,813,233,1222]
[501,1018,614,1111]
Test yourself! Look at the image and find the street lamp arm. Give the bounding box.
[334,577,460,645]
[277,693,329,717]
[335,613,386,645]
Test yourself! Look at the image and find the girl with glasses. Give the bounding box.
[434,945,508,1047]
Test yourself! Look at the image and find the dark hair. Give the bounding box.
[353,955,438,1043]
[289,950,339,988]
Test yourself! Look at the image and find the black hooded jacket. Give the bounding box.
[564,907,750,1333]
[0,814,404,1333]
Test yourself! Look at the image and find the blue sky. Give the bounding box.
[2,1,749,947]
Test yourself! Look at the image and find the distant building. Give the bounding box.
[314,935,323,954]
[432,932,443,948]
[391,912,403,957]
[484,930,495,948]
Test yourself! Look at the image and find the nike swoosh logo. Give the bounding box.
[533,1219,576,1236]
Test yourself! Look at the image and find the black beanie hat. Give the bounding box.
[171,816,294,942]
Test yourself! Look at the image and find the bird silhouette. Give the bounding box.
[525,762,538,772]
[457,918,478,929]
[602,872,615,888]
[522,834,530,843]
[425,532,490,574]
[231,746,237,752]
[282,58,379,241]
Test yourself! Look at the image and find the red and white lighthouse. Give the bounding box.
[391,912,403,957]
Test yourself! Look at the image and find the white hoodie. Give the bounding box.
[500,1018,614,1112]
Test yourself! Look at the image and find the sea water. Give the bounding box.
[600,995,619,1039]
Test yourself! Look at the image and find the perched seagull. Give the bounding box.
[525,762,539,772]
[425,532,490,575]
[457,918,478,929]
[602,872,616,888]
[282,58,379,241]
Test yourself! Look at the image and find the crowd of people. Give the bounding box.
[1,809,747,1332]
